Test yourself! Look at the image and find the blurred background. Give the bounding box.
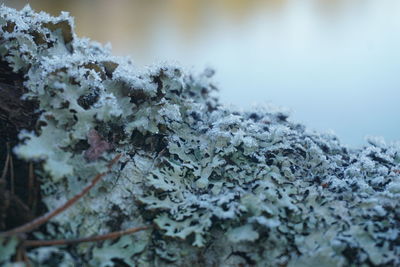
[1,0,399,147]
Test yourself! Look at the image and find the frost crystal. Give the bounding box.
[1,5,400,267]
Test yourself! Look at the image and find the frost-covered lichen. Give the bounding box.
[1,5,400,267]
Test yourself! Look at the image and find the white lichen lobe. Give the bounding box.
[1,5,400,267]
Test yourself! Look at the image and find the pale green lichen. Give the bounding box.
[1,5,400,267]
[0,236,19,264]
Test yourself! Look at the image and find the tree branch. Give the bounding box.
[0,154,121,237]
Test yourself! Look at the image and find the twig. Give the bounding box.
[9,148,14,194]
[16,243,30,266]
[0,154,121,237]
[24,225,149,247]
[28,162,34,208]
[29,162,39,214]
[1,142,10,181]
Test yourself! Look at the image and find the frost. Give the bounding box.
[90,235,148,267]
[227,224,259,243]
[0,237,19,264]
[1,4,400,267]
[28,247,75,267]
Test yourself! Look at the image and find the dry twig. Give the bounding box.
[0,154,121,237]
[1,142,11,181]
[0,152,150,267]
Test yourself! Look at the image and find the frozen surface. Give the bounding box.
[1,5,400,266]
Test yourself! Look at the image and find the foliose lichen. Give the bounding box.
[1,5,400,267]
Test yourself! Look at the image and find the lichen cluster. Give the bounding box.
[1,5,400,267]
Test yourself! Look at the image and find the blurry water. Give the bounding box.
[2,0,399,147]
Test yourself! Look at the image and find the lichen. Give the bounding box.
[1,4,400,267]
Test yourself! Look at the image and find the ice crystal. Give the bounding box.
[1,4,400,267]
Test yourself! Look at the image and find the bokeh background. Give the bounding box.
[1,0,399,147]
